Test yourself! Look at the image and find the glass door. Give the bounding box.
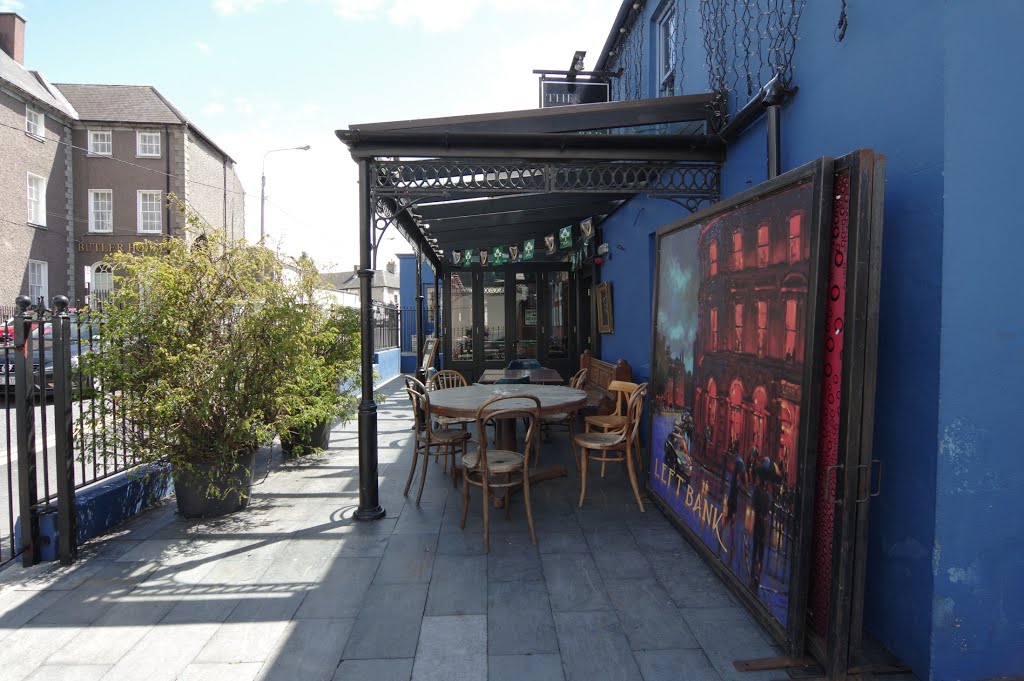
[512,272,539,362]
[542,270,573,378]
[447,270,476,381]
[481,270,507,369]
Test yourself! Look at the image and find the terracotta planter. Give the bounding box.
[172,449,256,518]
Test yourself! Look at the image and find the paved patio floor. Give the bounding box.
[0,377,872,681]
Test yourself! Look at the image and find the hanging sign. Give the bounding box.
[544,234,557,255]
[479,249,489,267]
[523,239,535,260]
[508,244,520,262]
[492,245,505,265]
[463,248,474,267]
[581,217,594,240]
[539,79,610,108]
[451,249,463,266]
[559,225,573,249]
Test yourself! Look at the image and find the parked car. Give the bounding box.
[1,313,100,398]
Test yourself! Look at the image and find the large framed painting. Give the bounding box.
[648,158,834,656]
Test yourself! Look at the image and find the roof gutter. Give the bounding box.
[594,0,638,72]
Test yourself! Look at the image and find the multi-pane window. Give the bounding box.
[28,260,48,303]
[137,131,161,157]
[709,307,719,351]
[27,173,46,226]
[708,240,718,276]
[137,190,162,233]
[89,130,112,155]
[92,263,113,303]
[785,298,798,360]
[732,229,744,270]
[756,300,768,357]
[25,106,43,137]
[733,303,744,352]
[89,190,113,232]
[788,214,802,263]
[656,5,677,96]
[757,225,770,267]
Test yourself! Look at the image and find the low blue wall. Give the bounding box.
[374,347,401,387]
[16,462,172,561]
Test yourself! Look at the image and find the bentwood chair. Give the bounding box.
[427,370,473,431]
[540,368,588,469]
[584,379,640,475]
[405,380,471,504]
[574,383,648,512]
[461,394,541,552]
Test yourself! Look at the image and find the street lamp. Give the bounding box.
[260,145,310,243]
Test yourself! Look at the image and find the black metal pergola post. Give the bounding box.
[415,249,425,382]
[354,159,385,521]
[433,275,441,371]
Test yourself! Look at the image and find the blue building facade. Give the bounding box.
[590,2,1022,679]
[396,252,440,373]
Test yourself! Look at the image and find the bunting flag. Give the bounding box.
[544,234,556,255]
[523,239,535,260]
[463,248,474,267]
[508,244,520,262]
[479,249,489,267]
[491,245,505,266]
[580,217,594,240]
[559,225,572,249]
[451,249,463,266]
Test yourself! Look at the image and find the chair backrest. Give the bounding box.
[406,384,435,438]
[624,383,648,445]
[607,380,640,416]
[405,375,428,431]
[569,368,588,390]
[428,369,467,391]
[495,375,530,384]
[507,359,542,370]
[473,394,541,473]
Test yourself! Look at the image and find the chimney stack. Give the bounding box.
[0,13,25,65]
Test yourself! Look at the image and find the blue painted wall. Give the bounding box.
[931,4,1024,679]
[397,253,439,355]
[373,347,401,386]
[597,2,1023,678]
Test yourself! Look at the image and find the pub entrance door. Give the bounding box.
[444,267,574,383]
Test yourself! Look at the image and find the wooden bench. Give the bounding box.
[579,350,633,416]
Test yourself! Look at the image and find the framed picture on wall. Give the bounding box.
[596,281,614,334]
[647,158,834,657]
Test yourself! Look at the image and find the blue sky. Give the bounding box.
[8,0,623,272]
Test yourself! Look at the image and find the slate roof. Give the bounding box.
[0,49,77,118]
[323,270,400,292]
[53,83,234,161]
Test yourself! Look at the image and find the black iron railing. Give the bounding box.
[372,303,399,351]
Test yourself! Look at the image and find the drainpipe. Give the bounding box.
[354,159,385,522]
[764,76,784,179]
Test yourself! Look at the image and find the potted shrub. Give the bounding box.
[79,201,345,517]
[277,256,361,456]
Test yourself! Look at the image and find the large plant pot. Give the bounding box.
[173,449,256,518]
[281,418,333,456]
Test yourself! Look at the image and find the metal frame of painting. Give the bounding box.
[647,158,834,658]
[804,149,887,679]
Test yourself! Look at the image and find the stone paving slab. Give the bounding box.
[0,376,871,681]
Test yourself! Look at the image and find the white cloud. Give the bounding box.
[202,102,225,115]
[0,0,24,11]
[329,0,385,21]
[387,0,482,31]
[194,41,212,55]
[212,0,286,15]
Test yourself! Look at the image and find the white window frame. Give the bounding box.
[89,189,113,233]
[91,263,114,302]
[25,105,43,137]
[28,260,48,303]
[136,131,161,157]
[27,173,46,226]
[137,190,163,234]
[655,4,677,97]
[88,129,113,156]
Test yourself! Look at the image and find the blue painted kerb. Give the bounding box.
[16,462,172,561]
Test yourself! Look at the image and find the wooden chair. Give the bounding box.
[584,379,639,433]
[461,394,540,552]
[540,368,588,469]
[404,381,471,504]
[427,370,473,431]
[574,383,648,512]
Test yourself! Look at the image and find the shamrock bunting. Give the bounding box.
[463,248,474,267]
[523,239,535,260]
[559,225,572,249]
[491,245,505,266]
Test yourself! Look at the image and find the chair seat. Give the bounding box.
[585,414,626,430]
[574,431,626,449]
[462,449,525,474]
[541,412,570,424]
[435,415,473,427]
[426,427,472,444]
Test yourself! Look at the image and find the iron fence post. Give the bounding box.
[51,296,77,565]
[13,296,39,567]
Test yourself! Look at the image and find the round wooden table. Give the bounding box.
[428,384,587,499]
